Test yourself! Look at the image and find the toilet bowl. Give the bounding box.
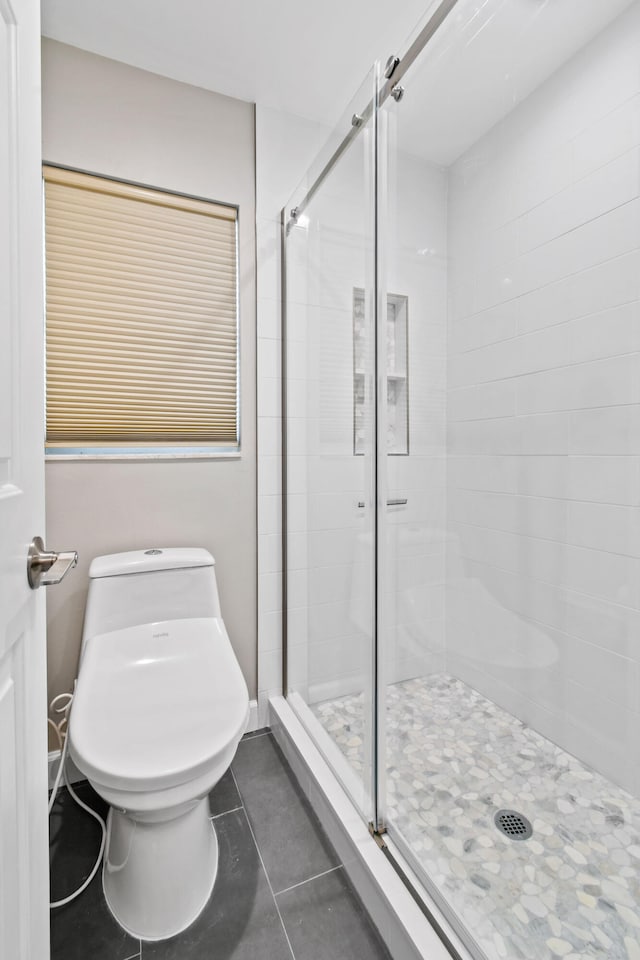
[68,549,249,940]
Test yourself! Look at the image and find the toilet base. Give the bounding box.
[103,796,218,941]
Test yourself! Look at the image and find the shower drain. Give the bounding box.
[494,809,533,841]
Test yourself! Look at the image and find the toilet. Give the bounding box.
[68,548,249,941]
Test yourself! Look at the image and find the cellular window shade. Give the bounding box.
[43,166,238,447]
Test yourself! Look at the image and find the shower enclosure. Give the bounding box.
[282,1,640,957]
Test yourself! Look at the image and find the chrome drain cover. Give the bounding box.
[494,809,533,841]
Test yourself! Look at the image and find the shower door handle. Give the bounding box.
[357,498,408,508]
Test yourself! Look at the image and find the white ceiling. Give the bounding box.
[42,0,638,166]
[40,0,438,126]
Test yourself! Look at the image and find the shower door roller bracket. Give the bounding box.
[368,822,388,849]
[384,55,400,79]
[27,536,78,589]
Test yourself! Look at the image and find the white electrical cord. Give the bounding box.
[48,691,107,910]
[47,693,72,815]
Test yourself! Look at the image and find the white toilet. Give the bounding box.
[68,547,249,941]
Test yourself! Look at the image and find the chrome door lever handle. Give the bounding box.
[27,536,78,589]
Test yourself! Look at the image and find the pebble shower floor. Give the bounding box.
[311,675,640,960]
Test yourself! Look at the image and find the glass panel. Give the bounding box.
[379,1,640,958]
[284,66,378,820]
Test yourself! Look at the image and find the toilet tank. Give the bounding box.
[81,548,222,655]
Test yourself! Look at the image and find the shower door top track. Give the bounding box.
[283,0,461,234]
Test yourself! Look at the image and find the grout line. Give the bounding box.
[209,804,243,821]
[230,767,297,960]
[449,512,640,562]
[274,864,342,898]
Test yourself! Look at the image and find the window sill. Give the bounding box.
[45,448,242,462]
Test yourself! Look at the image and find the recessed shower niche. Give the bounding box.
[353,288,408,456]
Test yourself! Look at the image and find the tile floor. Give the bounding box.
[49,729,392,960]
[312,674,640,960]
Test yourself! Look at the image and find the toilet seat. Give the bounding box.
[69,617,249,793]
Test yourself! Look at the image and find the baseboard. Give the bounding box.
[48,698,260,790]
[246,698,260,733]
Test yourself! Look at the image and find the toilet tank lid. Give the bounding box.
[89,548,215,579]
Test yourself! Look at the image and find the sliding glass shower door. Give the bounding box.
[379,3,640,960]
[283,67,379,822]
[284,2,640,958]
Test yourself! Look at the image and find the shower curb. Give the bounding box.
[269,695,470,960]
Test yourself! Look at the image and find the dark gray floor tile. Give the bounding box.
[141,808,292,960]
[277,867,391,960]
[50,782,140,960]
[208,767,242,817]
[232,734,340,894]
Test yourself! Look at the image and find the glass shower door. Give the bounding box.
[375,66,450,838]
[377,2,640,959]
[284,67,379,821]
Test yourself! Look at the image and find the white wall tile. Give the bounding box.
[568,300,640,363]
[450,302,517,353]
[258,571,282,615]
[259,609,283,654]
[258,533,283,574]
[258,647,283,695]
[258,418,282,459]
[517,249,640,336]
[569,405,640,455]
[519,148,640,254]
[566,455,640,505]
[257,336,281,379]
[258,494,282,535]
[257,454,282,497]
[517,354,640,415]
[566,501,640,557]
[257,297,281,341]
[447,10,640,790]
[257,376,281,418]
[572,93,640,181]
[563,590,640,661]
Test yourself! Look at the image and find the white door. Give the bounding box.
[0,0,49,957]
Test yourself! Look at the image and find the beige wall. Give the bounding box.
[42,39,257,730]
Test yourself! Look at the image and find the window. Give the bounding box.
[43,166,238,454]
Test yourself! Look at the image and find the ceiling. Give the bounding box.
[40,0,439,126]
[42,0,638,166]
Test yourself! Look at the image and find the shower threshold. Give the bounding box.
[311,675,640,960]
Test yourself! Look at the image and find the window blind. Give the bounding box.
[43,165,238,447]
